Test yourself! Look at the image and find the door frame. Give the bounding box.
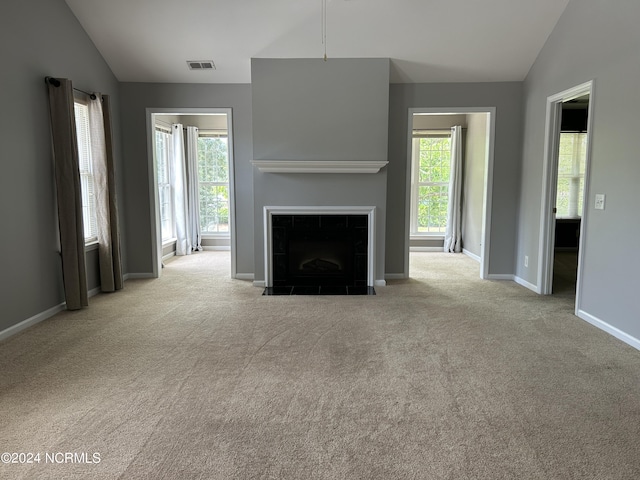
[404,107,496,279]
[146,107,237,278]
[538,81,594,311]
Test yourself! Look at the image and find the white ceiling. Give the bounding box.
[64,0,570,84]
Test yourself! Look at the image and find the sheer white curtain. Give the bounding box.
[88,94,123,291]
[172,124,191,255]
[444,125,463,253]
[185,126,202,251]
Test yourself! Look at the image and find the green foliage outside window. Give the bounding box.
[198,136,229,233]
[416,137,451,233]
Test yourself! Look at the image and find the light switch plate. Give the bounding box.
[595,194,606,210]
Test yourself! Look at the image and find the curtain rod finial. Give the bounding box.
[45,76,61,87]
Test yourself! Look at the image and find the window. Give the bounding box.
[73,100,98,243]
[198,132,229,235]
[556,132,586,218]
[155,127,174,241]
[410,132,452,235]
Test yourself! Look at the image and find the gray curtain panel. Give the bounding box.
[46,78,88,310]
[89,94,124,292]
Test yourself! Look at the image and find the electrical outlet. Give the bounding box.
[595,194,606,210]
[524,255,529,268]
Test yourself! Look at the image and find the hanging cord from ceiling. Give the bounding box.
[322,0,327,61]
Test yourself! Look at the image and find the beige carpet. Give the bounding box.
[1,252,639,479]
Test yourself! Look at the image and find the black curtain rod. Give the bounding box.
[45,76,97,100]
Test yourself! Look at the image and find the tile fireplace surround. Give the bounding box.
[262,206,377,295]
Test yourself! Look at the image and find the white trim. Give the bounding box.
[385,273,407,280]
[146,108,238,281]
[202,246,231,251]
[0,303,65,341]
[538,81,594,301]
[162,251,176,262]
[410,234,444,240]
[88,286,101,297]
[263,206,377,287]
[0,287,101,342]
[463,249,481,262]
[85,241,99,252]
[251,160,388,174]
[410,247,444,252]
[253,280,266,288]
[235,273,255,281]
[514,275,540,294]
[374,280,386,287]
[404,107,496,281]
[123,273,155,280]
[485,273,540,293]
[486,274,514,281]
[577,309,640,351]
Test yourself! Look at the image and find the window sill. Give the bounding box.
[201,233,230,239]
[85,241,99,252]
[410,234,444,240]
[162,238,177,247]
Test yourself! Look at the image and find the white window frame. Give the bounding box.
[73,95,98,245]
[410,130,452,237]
[154,125,176,244]
[198,130,230,238]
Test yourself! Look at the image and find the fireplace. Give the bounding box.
[263,206,376,295]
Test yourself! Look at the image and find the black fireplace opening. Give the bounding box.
[265,214,374,295]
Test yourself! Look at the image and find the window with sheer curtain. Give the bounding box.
[556,132,586,218]
[73,99,98,243]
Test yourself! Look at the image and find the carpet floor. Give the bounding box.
[1,252,639,479]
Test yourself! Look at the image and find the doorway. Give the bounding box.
[405,108,495,279]
[552,95,589,296]
[146,108,237,279]
[538,81,594,312]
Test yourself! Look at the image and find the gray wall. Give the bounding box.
[0,0,124,332]
[462,113,488,257]
[120,83,253,274]
[251,59,390,283]
[517,0,640,339]
[118,83,254,276]
[252,58,389,162]
[386,83,524,275]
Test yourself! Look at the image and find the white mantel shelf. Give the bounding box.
[251,160,389,174]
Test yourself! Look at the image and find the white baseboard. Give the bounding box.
[463,249,481,263]
[514,275,540,293]
[124,273,155,280]
[0,285,103,342]
[410,247,444,252]
[577,309,640,351]
[0,302,65,342]
[485,274,514,281]
[88,286,102,298]
[374,280,387,287]
[202,246,231,251]
[253,280,266,288]
[385,273,407,280]
[162,251,175,262]
[235,273,254,281]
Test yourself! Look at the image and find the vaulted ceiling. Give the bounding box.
[64,0,570,84]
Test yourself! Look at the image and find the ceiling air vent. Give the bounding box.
[187,60,216,70]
